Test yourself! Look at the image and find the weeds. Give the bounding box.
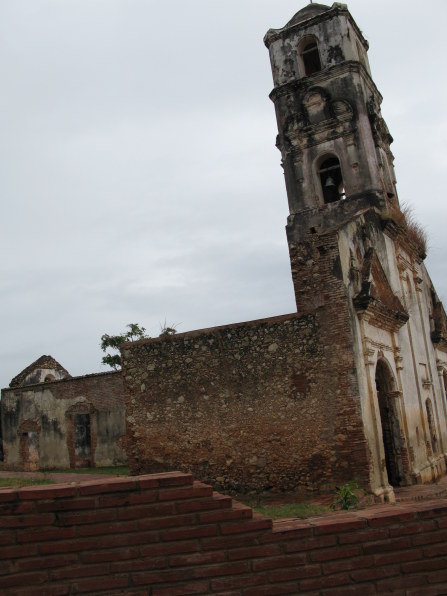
[383,202,427,256]
[331,481,361,510]
[0,477,55,489]
[50,466,130,475]
[254,502,328,519]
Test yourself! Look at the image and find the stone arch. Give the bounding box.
[375,358,404,487]
[316,153,345,204]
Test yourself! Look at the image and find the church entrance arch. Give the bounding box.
[375,359,404,487]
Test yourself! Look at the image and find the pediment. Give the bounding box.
[353,248,409,332]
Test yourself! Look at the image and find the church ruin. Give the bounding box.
[1,3,446,502]
[122,2,447,501]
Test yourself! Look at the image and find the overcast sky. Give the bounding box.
[1,0,446,389]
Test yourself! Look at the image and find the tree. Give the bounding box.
[100,323,149,370]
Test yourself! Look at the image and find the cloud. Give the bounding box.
[1,0,446,387]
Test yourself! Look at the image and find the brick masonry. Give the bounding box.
[122,310,370,494]
[0,472,446,594]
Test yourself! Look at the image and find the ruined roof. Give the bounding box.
[9,355,71,388]
[286,3,331,27]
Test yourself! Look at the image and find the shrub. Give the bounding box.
[331,481,361,510]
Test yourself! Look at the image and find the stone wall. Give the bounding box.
[1,471,447,594]
[1,372,127,470]
[123,312,370,493]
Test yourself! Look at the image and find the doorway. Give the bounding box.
[74,413,91,467]
[375,359,404,486]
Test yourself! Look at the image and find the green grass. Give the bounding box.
[0,477,54,489]
[50,465,130,475]
[253,502,328,520]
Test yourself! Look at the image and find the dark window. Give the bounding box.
[319,157,345,204]
[301,41,321,76]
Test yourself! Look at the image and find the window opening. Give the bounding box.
[319,157,345,204]
[301,41,321,76]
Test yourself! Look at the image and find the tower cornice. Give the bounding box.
[269,61,382,105]
[264,3,368,52]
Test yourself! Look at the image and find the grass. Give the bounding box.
[0,477,54,489]
[50,465,130,475]
[252,502,328,520]
[382,202,427,256]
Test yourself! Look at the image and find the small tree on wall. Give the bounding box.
[100,322,178,370]
[100,323,149,370]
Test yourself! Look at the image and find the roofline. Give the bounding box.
[2,369,121,394]
[121,311,304,349]
[264,3,369,51]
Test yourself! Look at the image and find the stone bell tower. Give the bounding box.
[264,2,400,316]
[264,2,397,220]
[265,3,447,498]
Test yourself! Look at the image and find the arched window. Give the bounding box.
[300,38,322,76]
[44,374,55,382]
[318,156,345,204]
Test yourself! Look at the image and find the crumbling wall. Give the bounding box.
[1,372,127,470]
[123,312,369,493]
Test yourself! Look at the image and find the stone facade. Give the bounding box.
[123,313,369,493]
[1,361,127,470]
[123,2,447,499]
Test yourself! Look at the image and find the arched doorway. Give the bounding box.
[375,359,404,486]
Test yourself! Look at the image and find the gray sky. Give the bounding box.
[1,0,446,389]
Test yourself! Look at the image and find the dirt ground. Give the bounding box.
[1,469,446,509]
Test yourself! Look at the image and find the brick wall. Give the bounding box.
[287,228,370,485]
[1,472,446,594]
[123,311,369,493]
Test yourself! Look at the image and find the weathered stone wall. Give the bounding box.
[123,312,370,493]
[1,372,127,470]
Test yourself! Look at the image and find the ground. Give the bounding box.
[1,469,446,519]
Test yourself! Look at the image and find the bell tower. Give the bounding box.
[264,4,447,499]
[264,2,397,220]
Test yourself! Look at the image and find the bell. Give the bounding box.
[325,176,336,188]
